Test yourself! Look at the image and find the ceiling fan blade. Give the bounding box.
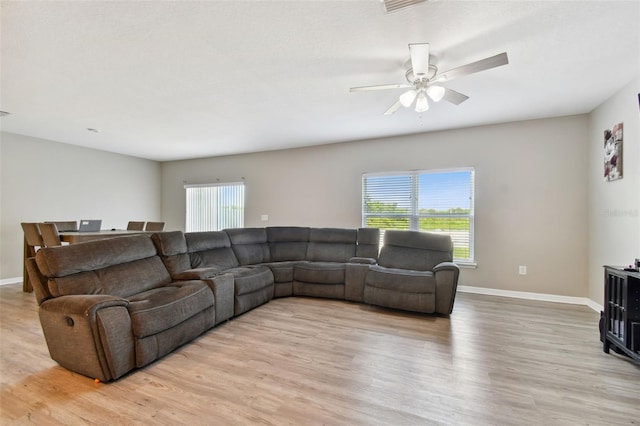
[434,52,509,83]
[442,88,469,105]
[383,100,402,115]
[350,83,412,92]
[409,43,430,78]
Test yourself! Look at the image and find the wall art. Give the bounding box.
[604,122,623,181]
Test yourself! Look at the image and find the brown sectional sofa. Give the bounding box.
[27,226,459,381]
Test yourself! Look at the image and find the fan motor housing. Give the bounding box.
[404,55,438,84]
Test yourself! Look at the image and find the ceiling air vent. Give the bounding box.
[382,0,427,13]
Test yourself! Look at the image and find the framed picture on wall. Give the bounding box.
[604,122,623,182]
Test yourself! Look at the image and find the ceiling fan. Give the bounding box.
[350,43,509,115]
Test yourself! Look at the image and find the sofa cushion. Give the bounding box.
[234,286,274,316]
[134,307,215,368]
[127,280,214,338]
[190,249,239,269]
[363,286,435,314]
[173,266,225,280]
[293,262,346,284]
[366,265,435,294]
[267,227,310,261]
[186,231,239,270]
[264,261,302,283]
[151,231,191,275]
[356,227,380,259]
[36,234,157,278]
[152,231,188,256]
[226,265,274,316]
[378,230,452,271]
[306,228,357,262]
[186,231,231,252]
[226,228,270,265]
[37,235,173,298]
[227,265,274,296]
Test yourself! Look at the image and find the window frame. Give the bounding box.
[184,182,245,232]
[362,167,475,265]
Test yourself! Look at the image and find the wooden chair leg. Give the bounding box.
[23,237,33,293]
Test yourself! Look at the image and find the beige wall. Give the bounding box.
[588,78,640,305]
[162,115,590,297]
[0,132,162,280]
[2,87,633,300]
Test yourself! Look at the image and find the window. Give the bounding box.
[362,168,475,263]
[185,183,245,232]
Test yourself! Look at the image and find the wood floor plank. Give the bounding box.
[1,284,638,425]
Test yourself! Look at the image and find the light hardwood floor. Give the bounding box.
[1,283,638,425]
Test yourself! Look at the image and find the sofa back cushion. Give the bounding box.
[185,231,239,269]
[151,231,191,275]
[226,228,271,265]
[306,228,357,262]
[267,227,310,262]
[356,228,380,259]
[35,235,171,298]
[378,230,453,271]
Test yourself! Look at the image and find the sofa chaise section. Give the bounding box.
[363,230,460,315]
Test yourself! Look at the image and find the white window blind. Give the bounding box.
[185,183,245,232]
[362,168,475,263]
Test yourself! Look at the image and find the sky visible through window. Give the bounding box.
[419,171,472,211]
[365,170,472,212]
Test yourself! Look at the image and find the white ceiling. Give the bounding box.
[1,1,639,162]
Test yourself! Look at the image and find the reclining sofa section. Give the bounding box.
[29,226,459,381]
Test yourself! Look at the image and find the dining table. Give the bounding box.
[58,229,149,244]
[22,229,150,292]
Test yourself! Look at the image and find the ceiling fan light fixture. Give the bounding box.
[399,89,417,108]
[415,91,429,112]
[426,85,446,102]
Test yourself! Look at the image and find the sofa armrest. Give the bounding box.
[348,257,377,265]
[432,262,460,315]
[433,261,458,273]
[345,263,372,302]
[39,295,134,382]
[40,294,128,316]
[172,267,224,280]
[200,273,235,324]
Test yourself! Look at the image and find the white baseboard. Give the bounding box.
[458,285,603,313]
[0,277,23,286]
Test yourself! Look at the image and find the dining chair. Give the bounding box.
[39,223,62,247]
[21,223,44,256]
[127,221,145,231]
[45,220,78,232]
[21,222,44,292]
[144,221,165,231]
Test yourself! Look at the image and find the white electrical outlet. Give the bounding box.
[519,265,527,275]
[261,214,269,221]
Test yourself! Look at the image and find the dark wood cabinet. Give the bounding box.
[602,266,640,365]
